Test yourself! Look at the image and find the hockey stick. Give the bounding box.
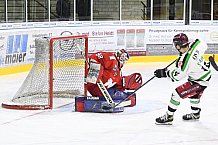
[209,54,218,71]
[97,79,115,105]
[102,59,178,110]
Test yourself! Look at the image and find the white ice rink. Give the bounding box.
[0,62,218,145]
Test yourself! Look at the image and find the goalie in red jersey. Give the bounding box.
[75,49,143,113]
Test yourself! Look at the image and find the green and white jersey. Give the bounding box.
[167,39,211,86]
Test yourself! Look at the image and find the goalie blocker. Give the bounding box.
[75,90,136,113]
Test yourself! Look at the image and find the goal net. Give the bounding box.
[2,35,88,110]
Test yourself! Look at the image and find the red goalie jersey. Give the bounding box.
[86,51,124,96]
[85,50,142,97]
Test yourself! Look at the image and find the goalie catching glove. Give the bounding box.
[123,73,142,90]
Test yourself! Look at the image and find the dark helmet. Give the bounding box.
[115,49,129,65]
[173,33,189,48]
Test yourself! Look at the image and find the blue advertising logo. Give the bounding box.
[5,34,28,64]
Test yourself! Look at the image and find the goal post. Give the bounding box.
[2,35,88,110]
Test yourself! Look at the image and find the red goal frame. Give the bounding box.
[2,35,88,110]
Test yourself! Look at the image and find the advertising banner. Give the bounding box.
[0,23,218,68]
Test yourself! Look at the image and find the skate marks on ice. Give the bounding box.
[0,101,74,126]
[117,99,165,115]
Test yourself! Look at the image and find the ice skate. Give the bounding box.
[182,111,200,121]
[155,112,173,125]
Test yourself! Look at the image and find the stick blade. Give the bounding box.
[101,104,124,112]
[209,55,218,71]
[102,105,113,110]
[209,56,214,62]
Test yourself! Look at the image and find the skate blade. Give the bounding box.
[182,119,200,122]
[155,122,173,125]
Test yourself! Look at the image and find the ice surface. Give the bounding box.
[0,62,218,145]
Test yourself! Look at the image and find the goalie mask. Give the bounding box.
[173,33,189,50]
[115,49,129,67]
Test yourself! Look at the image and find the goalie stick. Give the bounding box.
[209,55,218,71]
[97,79,115,106]
[102,59,178,110]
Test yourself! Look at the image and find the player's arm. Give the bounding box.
[154,58,186,81]
[166,67,186,82]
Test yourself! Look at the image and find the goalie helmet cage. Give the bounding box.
[2,35,88,110]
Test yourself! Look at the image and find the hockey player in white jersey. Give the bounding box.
[154,33,211,125]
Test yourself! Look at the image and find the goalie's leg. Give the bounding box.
[86,83,103,97]
[108,87,136,107]
[75,96,124,113]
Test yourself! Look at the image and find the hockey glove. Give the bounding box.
[86,62,104,84]
[154,69,167,78]
[123,73,142,90]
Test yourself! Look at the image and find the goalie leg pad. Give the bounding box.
[127,94,136,107]
[108,87,136,107]
[113,91,136,107]
[75,96,85,112]
[121,92,136,107]
[75,96,124,113]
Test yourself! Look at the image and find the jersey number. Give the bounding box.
[96,52,103,59]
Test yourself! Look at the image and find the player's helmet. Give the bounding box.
[173,33,189,48]
[115,49,129,65]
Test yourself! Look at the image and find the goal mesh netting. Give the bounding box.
[2,35,88,110]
